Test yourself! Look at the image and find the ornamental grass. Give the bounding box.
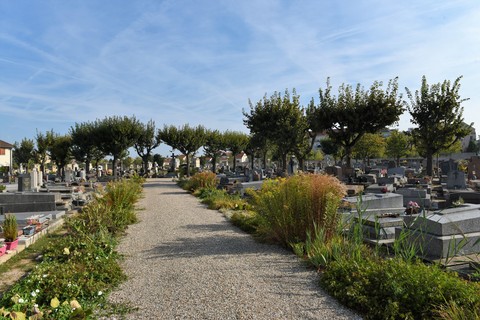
[251,174,346,246]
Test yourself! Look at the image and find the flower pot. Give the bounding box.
[0,245,6,256]
[5,239,18,251]
[23,225,35,236]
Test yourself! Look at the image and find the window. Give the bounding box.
[0,148,5,155]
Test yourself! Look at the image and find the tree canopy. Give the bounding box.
[13,138,35,173]
[352,133,385,166]
[385,130,411,166]
[244,89,309,172]
[96,116,142,179]
[222,131,249,172]
[203,129,226,173]
[406,76,471,176]
[49,134,72,180]
[70,122,99,174]
[35,130,54,175]
[158,124,207,176]
[307,78,404,168]
[134,119,161,174]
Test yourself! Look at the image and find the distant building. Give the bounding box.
[0,139,14,174]
[460,123,476,152]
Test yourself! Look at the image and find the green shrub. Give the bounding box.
[0,178,143,319]
[196,188,249,211]
[182,171,217,192]
[229,211,260,234]
[2,214,18,242]
[320,256,480,319]
[68,178,143,237]
[251,174,346,246]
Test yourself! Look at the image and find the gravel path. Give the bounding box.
[107,178,361,320]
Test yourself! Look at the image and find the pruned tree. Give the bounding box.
[319,137,343,164]
[49,134,72,181]
[244,89,309,172]
[70,122,99,174]
[203,129,226,173]
[35,130,55,176]
[406,76,471,176]
[352,133,385,166]
[153,154,165,171]
[96,116,143,179]
[385,130,410,166]
[307,78,404,168]
[13,138,35,173]
[134,119,161,174]
[223,130,249,172]
[158,124,207,177]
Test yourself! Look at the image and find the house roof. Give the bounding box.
[235,152,246,159]
[0,140,13,149]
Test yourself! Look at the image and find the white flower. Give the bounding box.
[42,274,47,278]
[18,298,25,303]
[35,289,40,293]
[97,291,103,296]
[31,291,37,297]
[67,283,71,287]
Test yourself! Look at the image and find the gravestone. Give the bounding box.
[341,193,404,214]
[325,166,342,178]
[80,170,86,181]
[358,173,377,184]
[365,183,395,194]
[341,193,405,244]
[398,204,480,260]
[388,161,396,169]
[405,168,416,178]
[467,156,480,180]
[0,193,58,212]
[387,167,406,177]
[440,159,457,176]
[395,187,431,208]
[447,170,467,189]
[18,174,31,192]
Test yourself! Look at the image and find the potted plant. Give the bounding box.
[0,240,6,256]
[3,214,18,250]
[0,185,6,193]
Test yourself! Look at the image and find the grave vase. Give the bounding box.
[5,239,18,251]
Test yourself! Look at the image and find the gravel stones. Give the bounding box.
[106,179,361,320]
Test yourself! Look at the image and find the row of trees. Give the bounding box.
[12,117,253,179]
[12,76,471,178]
[244,76,472,176]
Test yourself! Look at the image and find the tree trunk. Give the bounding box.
[113,156,118,180]
[85,159,91,174]
[186,153,191,177]
[426,152,433,176]
[298,158,305,172]
[345,146,352,168]
[282,153,288,175]
[232,155,236,173]
[211,156,217,173]
[142,155,149,174]
[396,156,400,167]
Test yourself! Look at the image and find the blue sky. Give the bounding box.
[1,0,479,156]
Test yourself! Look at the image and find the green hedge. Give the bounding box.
[320,256,480,319]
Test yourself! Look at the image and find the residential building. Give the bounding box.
[0,139,14,174]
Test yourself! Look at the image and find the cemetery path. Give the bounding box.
[106,178,361,320]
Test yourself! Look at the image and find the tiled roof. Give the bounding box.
[0,140,13,148]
